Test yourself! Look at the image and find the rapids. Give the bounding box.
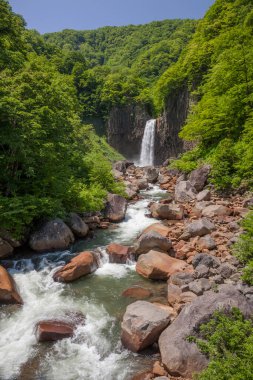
[0,186,167,380]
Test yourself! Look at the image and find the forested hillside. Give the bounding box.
[43,20,196,122]
[0,0,123,239]
[155,0,253,190]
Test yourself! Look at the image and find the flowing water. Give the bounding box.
[139,119,156,167]
[0,186,168,380]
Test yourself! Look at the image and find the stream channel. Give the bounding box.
[0,186,168,380]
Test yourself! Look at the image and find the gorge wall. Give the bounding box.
[107,86,190,164]
[107,104,151,160]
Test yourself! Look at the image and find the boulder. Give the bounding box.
[159,285,253,378]
[169,272,194,287]
[35,320,74,342]
[188,165,211,192]
[113,160,133,174]
[53,251,97,282]
[175,181,197,203]
[202,205,230,218]
[0,238,14,258]
[196,235,217,250]
[144,167,159,183]
[184,218,215,238]
[0,266,23,305]
[192,253,220,269]
[135,231,172,255]
[167,284,182,306]
[150,203,184,220]
[121,301,170,352]
[196,189,211,202]
[143,223,170,237]
[122,286,152,299]
[29,218,74,252]
[105,194,127,222]
[106,243,132,263]
[136,251,188,280]
[136,179,149,190]
[66,213,89,238]
[0,228,21,248]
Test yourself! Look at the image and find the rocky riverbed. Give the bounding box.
[0,161,253,380]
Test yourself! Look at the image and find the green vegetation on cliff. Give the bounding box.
[157,0,253,190]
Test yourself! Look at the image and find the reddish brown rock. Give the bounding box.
[143,223,170,238]
[35,320,74,342]
[0,266,23,305]
[136,251,188,280]
[53,251,97,282]
[106,243,132,263]
[122,286,152,299]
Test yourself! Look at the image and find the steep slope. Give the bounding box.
[154,0,253,187]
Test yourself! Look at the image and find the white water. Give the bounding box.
[140,119,156,167]
[0,186,167,380]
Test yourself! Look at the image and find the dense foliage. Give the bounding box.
[189,308,253,380]
[157,0,253,190]
[233,211,253,285]
[0,0,123,239]
[43,20,196,122]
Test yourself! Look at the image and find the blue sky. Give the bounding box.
[9,0,215,34]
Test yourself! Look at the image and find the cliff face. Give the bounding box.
[154,86,190,165]
[107,88,190,164]
[107,104,151,161]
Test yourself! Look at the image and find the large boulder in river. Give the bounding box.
[0,238,14,258]
[29,218,74,252]
[136,251,189,280]
[202,204,231,218]
[0,266,23,305]
[144,167,159,183]
[188,165,211,192]
[150,203,184,220]
[159,284,253,378]
[105,194,127,222]
[66,213,89,238]
[113,160,133,174]
[121,301,170,352]
[175,181,196,203]
[53,251,97,282]
[106,243,132,263]
[36,320,75,342]
[135,231,172,255]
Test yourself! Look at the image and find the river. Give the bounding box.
[0,186,167,380]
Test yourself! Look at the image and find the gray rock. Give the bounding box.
[169,272,194,287]
[105,194,127,222]
[159,285,253,378]
[29,219,74,252]
[136,179,149,190]
[121,301,170,352]
[135,231,172,255]
[150,203,184,220]
[184,218,215,238]
[243,197,253,208]
[194,264,209,279]
[192,253,220,269]
[196,189,211,202]
[189,165,211,192]
[219,263,236,279]
[167,284,182,306]
[113,160,133,174]
[0,238,14,258]
[197,235,217,250]
[202,205,230,218]
[66,213,89,238]
[175,181,197,203]
[188,279,211,296]
[144,167,159,183]
[210,275,224,285]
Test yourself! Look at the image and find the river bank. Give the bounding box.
[0,162,253,380]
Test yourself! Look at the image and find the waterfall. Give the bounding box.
[140,119,156,166]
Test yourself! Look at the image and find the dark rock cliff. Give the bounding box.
[107,104,151,161]
[107,87,191,164]
[154,86,190,165]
